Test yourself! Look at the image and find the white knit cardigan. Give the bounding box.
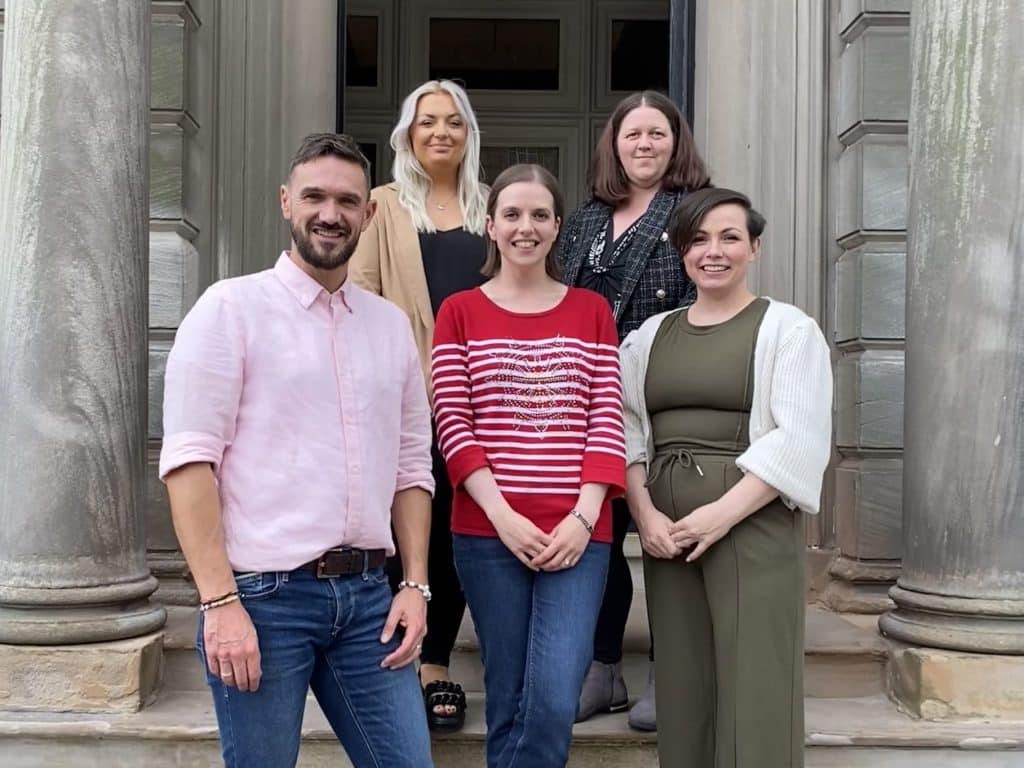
[620,298,833,514]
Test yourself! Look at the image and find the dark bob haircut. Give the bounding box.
[286,132,372,194]
[668,187,767,255]
[482,164,564,280]
[589,91,710,206]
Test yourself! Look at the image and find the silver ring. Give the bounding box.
[221,672,234,679]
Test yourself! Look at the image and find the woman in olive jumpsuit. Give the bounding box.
[619,187,833,768]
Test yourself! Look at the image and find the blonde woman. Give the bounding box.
[350,80,488,732]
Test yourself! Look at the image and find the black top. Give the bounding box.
[577,217,642,310]
[419,228,488,317]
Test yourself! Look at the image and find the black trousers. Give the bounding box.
[593,498,652,664]
[387,439,466,668]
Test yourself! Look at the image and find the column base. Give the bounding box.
[149,552,199,607]
[886,640,1024,719]
[822,556,900,613]
[0,600,167,645]
[880,584,1024,654]
[0,631,163,713]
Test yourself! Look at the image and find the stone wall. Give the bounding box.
[144,0,336,604]
[0,1,916,610]
[824,0,911,611]
[0,1,336,605]
[693,0,830,547]
[146,0,216,604]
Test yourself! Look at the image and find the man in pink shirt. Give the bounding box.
[160,133,434,767]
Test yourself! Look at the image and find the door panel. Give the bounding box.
[345,0,670,211]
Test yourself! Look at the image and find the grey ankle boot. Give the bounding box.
[575,660,629,723]
[627,665,657,731]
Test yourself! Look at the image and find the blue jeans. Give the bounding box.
[196,566,431,768]
[453,534,610,768]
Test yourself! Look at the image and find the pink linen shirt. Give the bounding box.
[159,253,434,572]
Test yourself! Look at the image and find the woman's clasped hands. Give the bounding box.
[490,507,591,572]
[531,512,592,572]
[637,500,738,562]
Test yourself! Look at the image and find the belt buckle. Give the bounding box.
[316,548,358,579]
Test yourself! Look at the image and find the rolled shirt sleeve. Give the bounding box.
[395,321,435,496]
[159,284,245,481]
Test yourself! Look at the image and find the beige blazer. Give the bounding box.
[350,183,436,398]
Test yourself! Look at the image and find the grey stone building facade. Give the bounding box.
[0,0,1021,764]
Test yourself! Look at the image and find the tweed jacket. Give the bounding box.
[559,189,695,340]
[349,182,437,399]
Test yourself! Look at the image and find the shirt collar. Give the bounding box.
[273,252,354,312]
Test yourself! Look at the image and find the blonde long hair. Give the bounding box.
[390,80,487,235]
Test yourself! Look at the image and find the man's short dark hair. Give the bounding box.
[287,133,372,192]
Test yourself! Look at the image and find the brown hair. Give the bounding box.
[589,91,709,207]
[286,132,371,194]
[481,164,564,280]
[668,187,767,255]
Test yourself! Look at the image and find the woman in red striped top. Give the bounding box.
[432,164,626,767]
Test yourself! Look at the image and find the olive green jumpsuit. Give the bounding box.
[643,299,805,768]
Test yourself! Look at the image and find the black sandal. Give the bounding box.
[423,680,467,732]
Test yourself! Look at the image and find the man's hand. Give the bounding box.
[381,586,428,669]
[204,600,262,692]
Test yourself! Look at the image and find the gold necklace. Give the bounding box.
[431,192,456,211]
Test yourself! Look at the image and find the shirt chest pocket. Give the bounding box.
[349,334,406,413]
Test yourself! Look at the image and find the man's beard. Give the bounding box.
[291,221,357,271]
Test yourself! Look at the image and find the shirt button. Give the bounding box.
[656,288,667,299]
[660,231,669,242]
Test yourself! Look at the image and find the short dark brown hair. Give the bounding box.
[287,132,371,194]
[668,187,767,255]
[482,164,564,280]
[590,91,710,206]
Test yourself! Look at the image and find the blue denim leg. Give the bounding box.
[308,567,433,768]
[198,568,431,768]
[454,534,610,768]
[198,571,323,768]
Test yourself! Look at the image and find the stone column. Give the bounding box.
[879,0,1024,717]
[0,0,166,660]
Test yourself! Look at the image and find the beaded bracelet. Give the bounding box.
[199,591,240,612]
[398,580,432,602]
[569,509,594,535]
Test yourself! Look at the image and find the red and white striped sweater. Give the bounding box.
[431,286,626,542]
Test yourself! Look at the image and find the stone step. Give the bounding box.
[163,603,888,699]
[2,689,1022,767]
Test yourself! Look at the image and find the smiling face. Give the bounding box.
[409,91,468,176]
[485,181,561,275]
[279,155,376,272]
[615,105,675,191]
[681,203,759,298]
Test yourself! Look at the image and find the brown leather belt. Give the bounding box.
[299,548,387,579]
